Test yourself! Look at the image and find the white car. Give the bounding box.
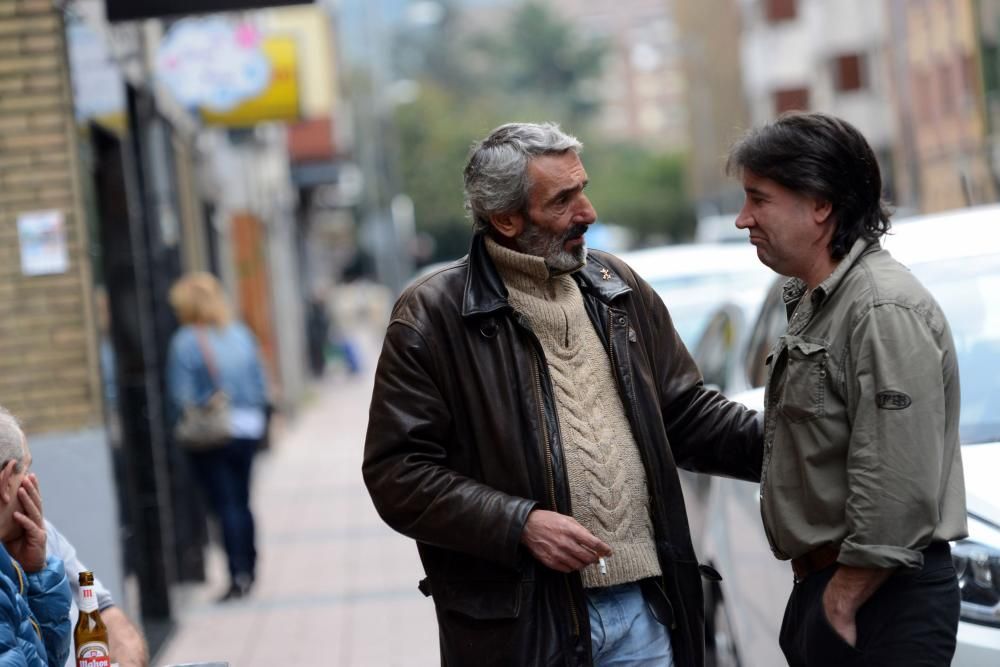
[698,204,1000,666]
[618,242,774,349]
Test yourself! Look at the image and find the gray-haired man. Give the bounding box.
[0,407,72,666]
[363,122,764,666]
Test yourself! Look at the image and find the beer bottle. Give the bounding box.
[74,571,111,667]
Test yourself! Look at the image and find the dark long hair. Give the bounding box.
[727,112,891,259]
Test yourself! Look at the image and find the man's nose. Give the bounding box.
[734,208,753,229]
[578,195,597,224]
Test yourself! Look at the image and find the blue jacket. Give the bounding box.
[0,546,71,667]
[166,322,269,418]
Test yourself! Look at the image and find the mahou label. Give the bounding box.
[77,642,111,667]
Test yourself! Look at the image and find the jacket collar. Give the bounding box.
[783,236,880,314]
[462,234,513,318]
[462,235,631,318]
[573,252,631,303]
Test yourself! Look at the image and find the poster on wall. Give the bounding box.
[18,210,69,276]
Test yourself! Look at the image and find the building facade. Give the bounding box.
[674,0,751,218]
[738,0,899,200]
[2,0,329,655]
[886,0,999,212]
[547,0,690,151]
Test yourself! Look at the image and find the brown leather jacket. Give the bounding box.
[363,235,763,666]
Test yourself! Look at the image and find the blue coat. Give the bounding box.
[0,545,71,666]
[166,322,269,416]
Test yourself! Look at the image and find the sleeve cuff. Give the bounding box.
[504,499,539,567]
[25,555,66,594]
[838,539,924,570]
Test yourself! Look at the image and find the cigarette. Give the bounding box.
[598,557,607,575]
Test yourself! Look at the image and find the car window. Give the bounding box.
[693,308,740,390]
[911,254,1000,444]
[650,269,774,348]
[744,279,788,388]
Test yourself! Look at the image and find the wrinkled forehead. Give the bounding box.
[527,152,587,195]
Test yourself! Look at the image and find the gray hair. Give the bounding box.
[0,407,25,474]
[463,122,583,234]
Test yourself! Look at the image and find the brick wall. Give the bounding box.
[0,0,101,433]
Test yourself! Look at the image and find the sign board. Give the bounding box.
[201,36,300,127]
[157,18,273,111]
[18,211,69,276]
[106,0,313,22]
[65,21,127,130]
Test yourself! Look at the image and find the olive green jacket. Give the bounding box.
[761,237,967,570]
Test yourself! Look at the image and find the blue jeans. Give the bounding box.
[586,581,674,666]
[188,438,258,583]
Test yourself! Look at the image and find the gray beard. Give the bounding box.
[515,219,588,276]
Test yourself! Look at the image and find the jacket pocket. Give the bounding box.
[433,579,524,620]
[779,337,828,424]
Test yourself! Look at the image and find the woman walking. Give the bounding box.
[166,272,269,602]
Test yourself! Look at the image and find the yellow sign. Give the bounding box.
[201,36,300,127]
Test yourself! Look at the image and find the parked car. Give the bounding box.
[698,204,1000,666]
[618,242,774,349]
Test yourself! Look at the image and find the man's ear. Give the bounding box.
[488,211,525,240]
[0,461,14,504]
[813,198,834,225]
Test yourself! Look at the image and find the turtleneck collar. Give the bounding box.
[484,236,585,283]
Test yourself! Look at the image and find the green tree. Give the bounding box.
[476,1,607,124]
[390,0,695,261]
[584,142,697,243]
[393,83,507,260]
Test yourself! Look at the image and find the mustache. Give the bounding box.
[563,224,588,241]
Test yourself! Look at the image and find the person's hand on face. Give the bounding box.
[4,474,47,573]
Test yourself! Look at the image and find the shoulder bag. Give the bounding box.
[174,328,231,450]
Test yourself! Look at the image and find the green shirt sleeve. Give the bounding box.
[839,302,948,570]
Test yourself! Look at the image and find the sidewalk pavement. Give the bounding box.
[154,348,439,666]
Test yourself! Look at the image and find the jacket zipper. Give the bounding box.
[606,311,657,496]
[529,340,580,637]
[530,346,559,513]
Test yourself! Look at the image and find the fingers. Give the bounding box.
[17,488,41,525]
[573,530,613,559]
[12,510,45,542]
[18,476,43,522]
[521,510,614,572]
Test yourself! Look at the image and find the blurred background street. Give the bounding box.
[0,0,998,664]
[154,332,438,666]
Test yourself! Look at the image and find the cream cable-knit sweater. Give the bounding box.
[486,238,661,588]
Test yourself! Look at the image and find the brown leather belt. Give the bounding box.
[791,543,840,583]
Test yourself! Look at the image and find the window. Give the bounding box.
[745,280,788,389]
[834,53,866,92]
[961,54,979,110]
[693,310,740,392]
[766,0,797,22]
[773,87,810,114]
[912,69,935,123]
[938,61,956,117]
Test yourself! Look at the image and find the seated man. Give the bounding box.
[0,406,71,665]
[46,521,149,667]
